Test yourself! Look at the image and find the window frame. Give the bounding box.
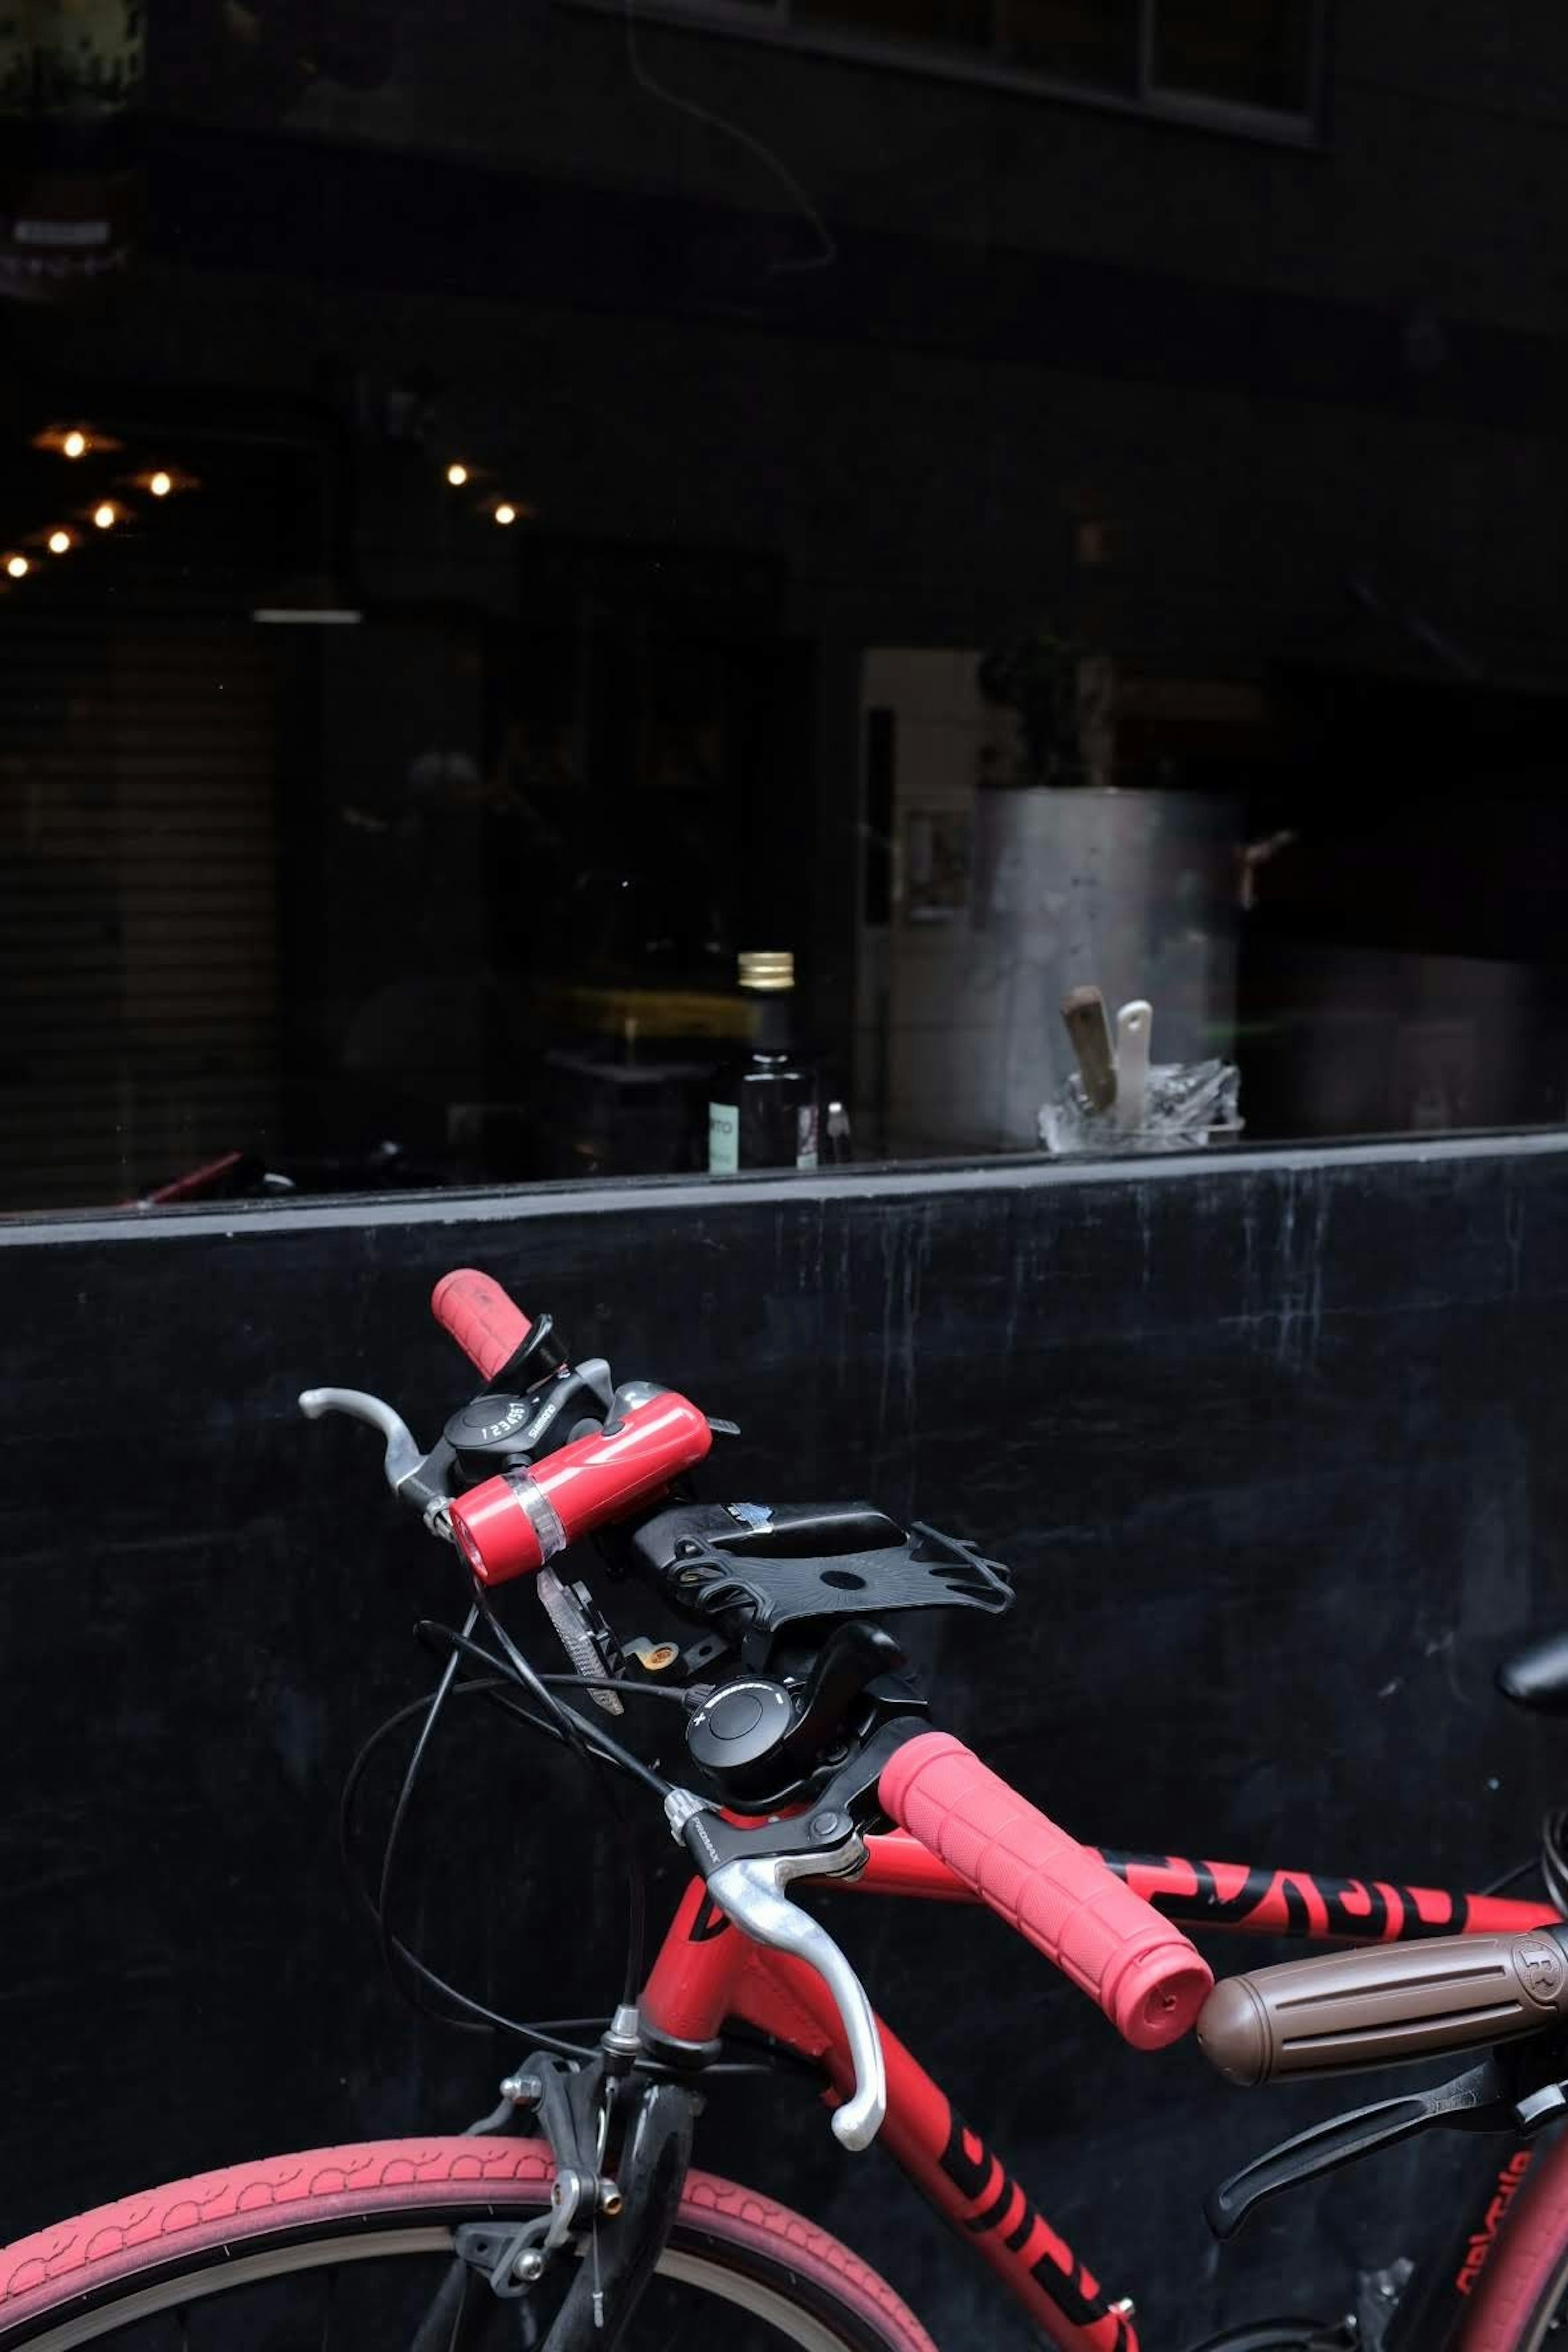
[572,0,1328,149]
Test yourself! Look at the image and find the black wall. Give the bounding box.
[3,1136,1567,2340]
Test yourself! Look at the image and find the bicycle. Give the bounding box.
[6,1266,1568,2350]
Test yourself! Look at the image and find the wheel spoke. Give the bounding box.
[406,2258,479,2352]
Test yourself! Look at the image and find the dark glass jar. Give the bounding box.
[707,950,820,1173]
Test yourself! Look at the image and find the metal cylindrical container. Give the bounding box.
[915,786,1240,1150]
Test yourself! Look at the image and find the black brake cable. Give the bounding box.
[1482,1854,1544,1898]
[364,1613,608,2059]
[340,1674,640,1871]
[467,1578,662,2007]
[351,1582,670,2050]
[374,1603,476,2008]
[342,1666,821,2081]
[1541,1810,1568,1914]
[342,1674,606,2060]
[538,1673,689,1706]
[419,1617,674,1799]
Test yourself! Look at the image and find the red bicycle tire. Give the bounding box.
[0,2136,936,2351]
[1453,2129,1568,2351]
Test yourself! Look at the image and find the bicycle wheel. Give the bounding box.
[0,2138,935,2352]
[1454,2129,1568,2351]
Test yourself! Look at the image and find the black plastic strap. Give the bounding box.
[494,1312,570,1393]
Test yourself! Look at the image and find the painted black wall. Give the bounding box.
[2,1136,1567,2340]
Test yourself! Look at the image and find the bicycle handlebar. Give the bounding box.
[879,1731,1212,2050]
[308,1270,1212,2145]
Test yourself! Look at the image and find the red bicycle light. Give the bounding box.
[448,1392,713,1586]
[449,1483,513,1575]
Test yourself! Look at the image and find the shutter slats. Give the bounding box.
[0,616,279,1208]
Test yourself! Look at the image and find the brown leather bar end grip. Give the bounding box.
[1198,1927,1568,2086]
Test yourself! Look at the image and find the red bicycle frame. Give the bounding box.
[641,1832,1559,2352]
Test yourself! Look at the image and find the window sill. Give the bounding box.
[10,1127,1568,1247]
[565,0,1324,153]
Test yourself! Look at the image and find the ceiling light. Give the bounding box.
[47,530,71,555]
[31,424,123,459]
[494,502,517,526]
[4,554,29,580]
[93,502,118,529]
[445,462,469,487]
[128,466,198,499]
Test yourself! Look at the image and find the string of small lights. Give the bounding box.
[4,425,534,601]
[1,424,200,594]
[441,456,534,529]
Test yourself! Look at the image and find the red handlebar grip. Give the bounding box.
[431,1269,533,1380]
[879,1731,1212,2051]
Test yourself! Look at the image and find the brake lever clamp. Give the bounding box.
[667,1716,925,1878]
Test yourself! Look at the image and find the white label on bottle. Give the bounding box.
[796,1104,820,1170]
[708,1102,739,1174]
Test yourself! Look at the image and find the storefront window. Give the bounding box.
[1151,0,1319,114]
[1,1,1561,1209]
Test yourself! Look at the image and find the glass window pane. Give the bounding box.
[792,0,992,53]
[8,0,1568,1209]
[1003,0,1140,89]
[1153,0,1316,113]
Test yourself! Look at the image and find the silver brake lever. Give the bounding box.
[298,1387,428,1498]
[666,1792,885,2151]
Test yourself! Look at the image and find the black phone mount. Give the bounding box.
[611,1499,1013,1671]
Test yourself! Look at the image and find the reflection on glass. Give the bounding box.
[1002,0,1139,89]
[793,0,991,53]
[0,0,1557,1212]
[1152,0,1316,113]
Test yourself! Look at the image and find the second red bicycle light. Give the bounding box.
[448,1391,713,1584]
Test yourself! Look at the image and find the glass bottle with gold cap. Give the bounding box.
[707,950,820,1173]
